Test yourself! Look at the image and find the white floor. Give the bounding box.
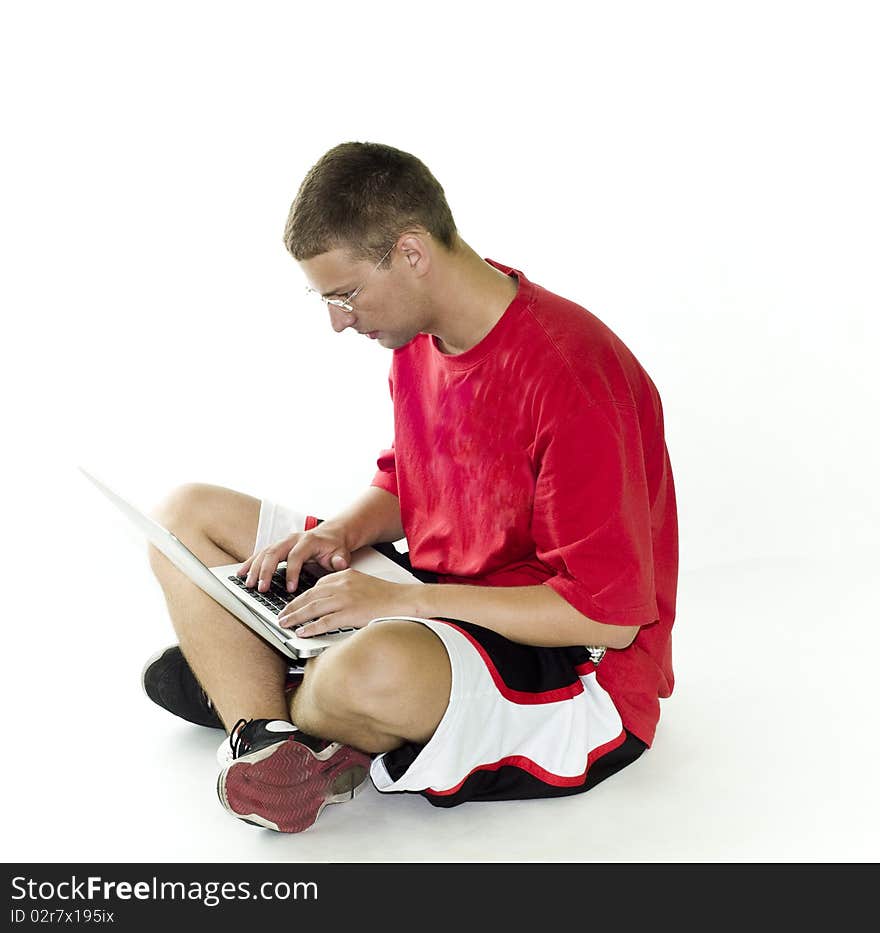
[7,543,878,863]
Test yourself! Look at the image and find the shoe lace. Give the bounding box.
[228,718,252,759]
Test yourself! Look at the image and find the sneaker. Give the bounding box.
[216,718,371,833]
[142,646,223,729]
[142,646,305,730]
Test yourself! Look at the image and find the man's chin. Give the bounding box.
[378,333,415,350]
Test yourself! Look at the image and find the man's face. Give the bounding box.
[300,247,422,350]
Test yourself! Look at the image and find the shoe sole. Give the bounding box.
[217,739,371,833]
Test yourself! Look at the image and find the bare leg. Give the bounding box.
[148,483,289,731]
[290,619,452,753]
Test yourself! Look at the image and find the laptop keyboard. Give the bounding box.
[227,565,355,635]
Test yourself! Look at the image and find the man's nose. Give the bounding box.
[328,305,357,333]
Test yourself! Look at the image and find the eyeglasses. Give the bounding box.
[305,241,397,314]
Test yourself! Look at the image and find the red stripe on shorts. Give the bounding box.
[426,729,628,796]
[437,620,584,705]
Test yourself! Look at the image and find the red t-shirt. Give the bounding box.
[371,259,679,746]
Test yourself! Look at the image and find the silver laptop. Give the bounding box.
[79,467,422,659]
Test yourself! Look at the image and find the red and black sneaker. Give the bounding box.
[216,719,371,833]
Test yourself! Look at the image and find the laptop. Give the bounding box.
[79,467,422,659]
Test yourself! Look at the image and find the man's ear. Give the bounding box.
[398,232,432,278]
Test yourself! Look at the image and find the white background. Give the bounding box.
[2,1,878,862]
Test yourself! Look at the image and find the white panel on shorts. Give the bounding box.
[369,617,625,796]
[254,501,308,552]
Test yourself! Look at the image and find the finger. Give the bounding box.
[236,554,256,577]
[280,574,330,618]
[294,612,361,638]
[256,548,285,592]
[312,551,349,572]
[279,595,337,629]
[284,536,325,592]
[244,550,268,588]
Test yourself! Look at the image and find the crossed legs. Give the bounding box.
[147,483,451,753]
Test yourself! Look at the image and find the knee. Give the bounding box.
[304,621,441,723]
[150,482,213,535]
[147,482,212,574]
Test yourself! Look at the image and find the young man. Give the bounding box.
[144,141,679,833]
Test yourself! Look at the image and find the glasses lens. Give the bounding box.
[305,287,354,313]
[328,297,354,313]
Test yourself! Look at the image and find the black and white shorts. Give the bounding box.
[257,500,647,808]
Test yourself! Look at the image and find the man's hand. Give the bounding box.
[236,522,352,594]
[277,569,418,635]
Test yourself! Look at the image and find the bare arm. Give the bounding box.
[410,582,641,650]
[282,572,642,648]
[321,486,404,553]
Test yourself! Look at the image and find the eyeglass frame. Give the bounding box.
[305,241,397,314]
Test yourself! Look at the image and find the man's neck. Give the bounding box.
[426,241,519,355]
